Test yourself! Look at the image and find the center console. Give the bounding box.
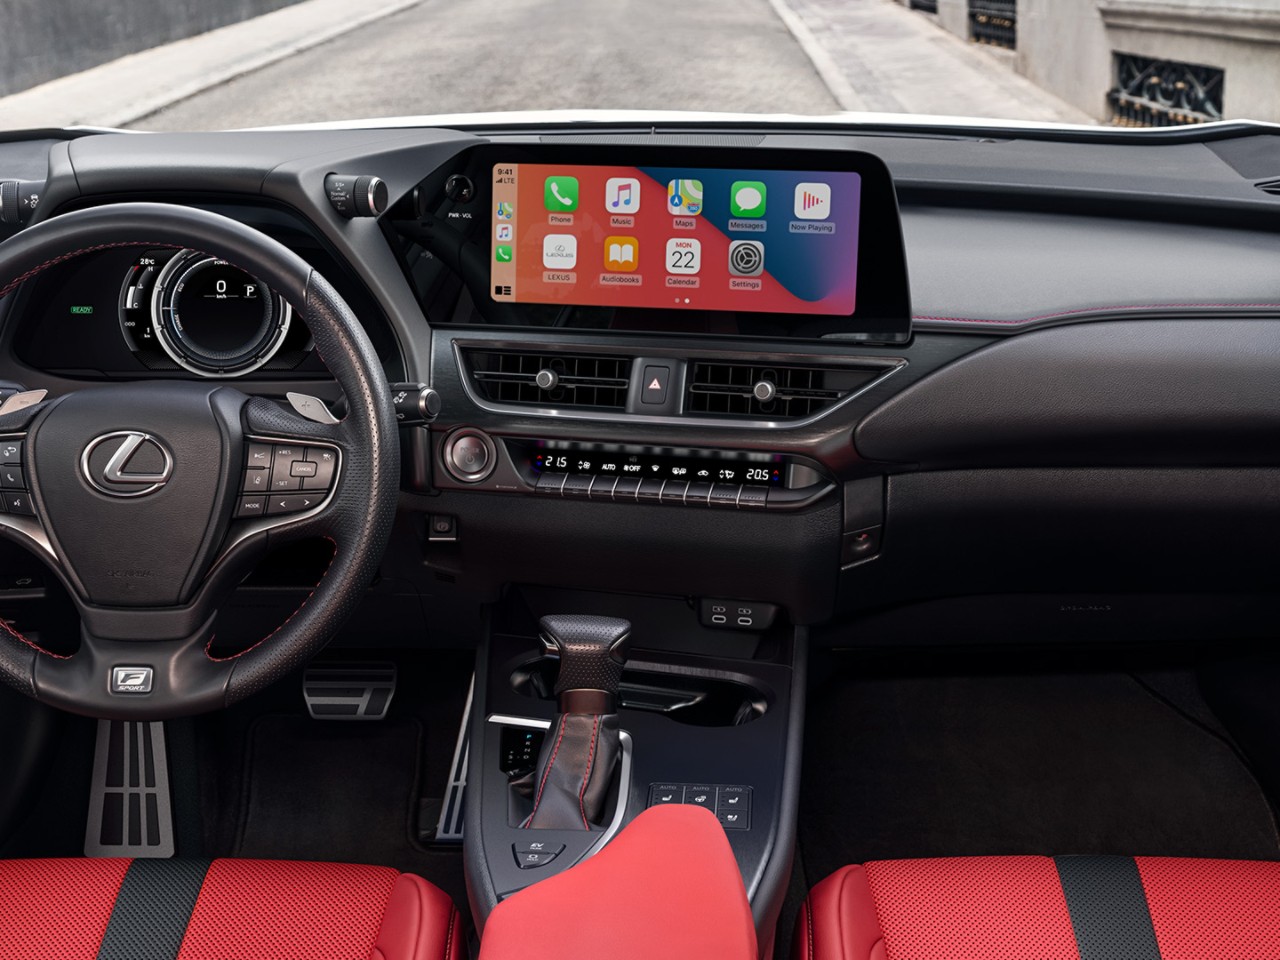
[461,590,806,953]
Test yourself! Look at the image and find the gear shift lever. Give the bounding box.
[521,615,631,830]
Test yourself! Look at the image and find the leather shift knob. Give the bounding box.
[539,614,631,713]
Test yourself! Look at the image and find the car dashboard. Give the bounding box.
[0,119,1279,647]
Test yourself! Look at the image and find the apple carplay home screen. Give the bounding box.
[490,163,861,316]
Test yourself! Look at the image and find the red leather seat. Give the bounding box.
[0,857,465,960]
[797,855,1280,960]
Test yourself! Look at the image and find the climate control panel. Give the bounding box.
[432,430,833,510]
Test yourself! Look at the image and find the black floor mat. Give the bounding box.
[799,670,1280,886]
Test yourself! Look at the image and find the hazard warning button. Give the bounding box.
[640,364,671,405]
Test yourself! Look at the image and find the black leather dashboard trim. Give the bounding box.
[855,319,1280,468]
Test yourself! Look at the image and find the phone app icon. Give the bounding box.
[728,240,764,276]
[494,244,513,264]
[542,234,578,269]
[496,201,514,220]
[794,182,831,220]
[604,236,639,272]
[605,177,641,214]
[495,223,512,242]
[667,179,703,216]
[544,176,579,212]
[730,181,767,218]
[666,237,701,274]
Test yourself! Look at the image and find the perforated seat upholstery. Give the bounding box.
[797,855,1280,960]
[0,857,465,960]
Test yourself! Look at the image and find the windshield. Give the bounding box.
[0,0,1259,131]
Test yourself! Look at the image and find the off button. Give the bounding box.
[443,430,496,483]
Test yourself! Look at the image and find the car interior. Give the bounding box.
[1,117,1280,959]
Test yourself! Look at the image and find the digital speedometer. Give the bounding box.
[119,248,293,377]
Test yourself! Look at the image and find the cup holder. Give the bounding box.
[510,656,769,726]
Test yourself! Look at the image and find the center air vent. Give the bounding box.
[463,350,632,410]
[686,361,882,419]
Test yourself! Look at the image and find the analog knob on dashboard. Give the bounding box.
[443,429,496,483]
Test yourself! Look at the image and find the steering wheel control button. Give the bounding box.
[247,442,272,467]
[6,492,34,516]
[81,431,174,499]
[0,466,23,489]
[235,496,267,518]
[0,440,23,464]
[442,429,496,483]
[242,469,269,493]
[290,461,318,478]
[109,666,153,695]
[512,842,565,869]
[303,448,337,490]
[268,494,320,515]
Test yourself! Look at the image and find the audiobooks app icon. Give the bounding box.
[604,236,639,272]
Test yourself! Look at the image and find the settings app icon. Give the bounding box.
[728,240,764,277]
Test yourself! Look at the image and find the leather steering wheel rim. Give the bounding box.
[0,202,399,718]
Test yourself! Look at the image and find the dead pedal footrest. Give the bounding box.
[303,661,397,720]
[85,719,175,858]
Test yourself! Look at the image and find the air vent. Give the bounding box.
[464,350,632,410]
[1256,178,1280,197]
[686,361,881,419]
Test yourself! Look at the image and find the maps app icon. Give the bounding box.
[667,179,703,216]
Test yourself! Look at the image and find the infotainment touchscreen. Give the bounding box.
[491,163,861,317]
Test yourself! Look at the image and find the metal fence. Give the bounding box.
[1108,52,1225,126]
[969,0,1016,49]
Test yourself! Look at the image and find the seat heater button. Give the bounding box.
[717,785,751,815]
[235,496,267,518]
[303,447,337,490]
[267,493,320,515]
[0,466,23,489]
[649,784,684,805]
[683,785,717,811]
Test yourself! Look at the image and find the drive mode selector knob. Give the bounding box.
[443,429,496,483]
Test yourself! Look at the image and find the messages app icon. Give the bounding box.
[730,181,767,218]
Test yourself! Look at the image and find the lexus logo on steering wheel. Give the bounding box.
[80,431,174,498]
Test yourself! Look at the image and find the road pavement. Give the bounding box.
[135,0,842,130]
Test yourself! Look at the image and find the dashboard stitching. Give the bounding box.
[917,303,1280,326]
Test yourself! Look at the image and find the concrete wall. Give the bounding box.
[2,0,305,97]
[911,0,1280,123]
[1018,0,1113,120]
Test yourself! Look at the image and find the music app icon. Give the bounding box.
[605,177,641,214]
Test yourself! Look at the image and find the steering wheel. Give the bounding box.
[0,203,399,719]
